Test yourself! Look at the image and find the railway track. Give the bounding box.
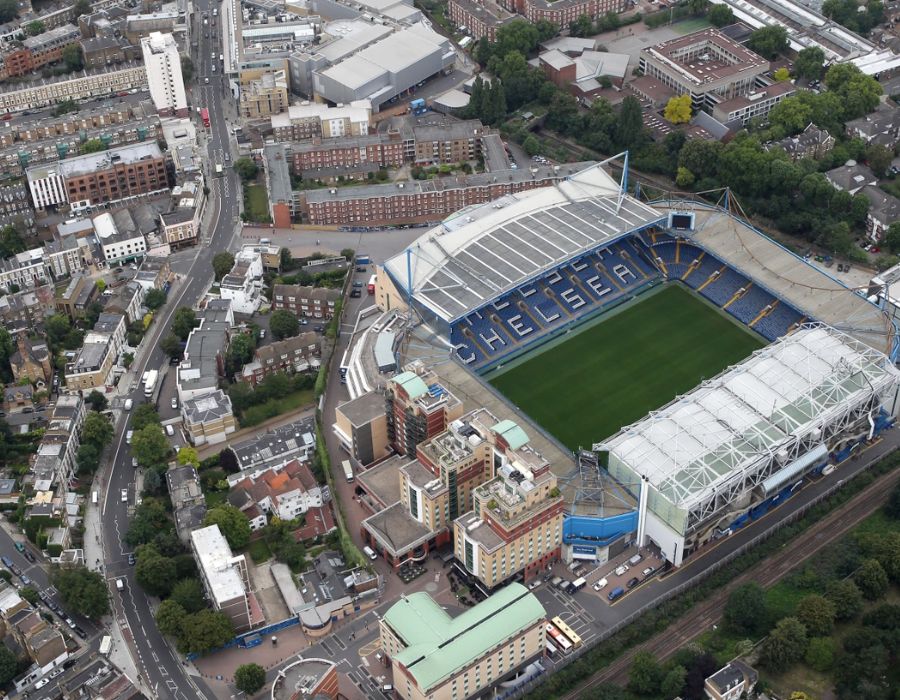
[561,464,900,699]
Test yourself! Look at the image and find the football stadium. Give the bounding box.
[378,158,900,566]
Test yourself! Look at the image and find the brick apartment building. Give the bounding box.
[238,331,321,386]
[299,162,593,226]
[271,284,341,319]
[448,0,627,41]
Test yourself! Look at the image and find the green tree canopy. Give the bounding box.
[176,609,234,654]
[760,617,807,672]
[233,158,258,181]
[132,424,169,468]
[628,650,663,696]
[0,0,18,23]
[180,54,193,83]
[170,578,207,613]
[203,505,251,550]
[24,20,44,36]
[50,566,110,619]
[131,404,161,431]
[825,579,864,621]
[177,446,200,467]
[86,390,109,412]
[135,544,178,596]
[62,44,84,72]
[747,25,789,59]
[155,599,187,637]
[708,3,734,26]
[804,636,835,672]
[160,333,183,357]
[796,594,837,637]
[171,307,198,341]
[234,663,267,695]
[724,582,767,635]
[794,47,825,80]
[77,443,101,476]
[0,224,26,259]
[81,411,113,448]
[80,139,107,154]
[0,645,17,686]
[125,499,175,548]
[73,0,92,17]
[145,288,167,311]
[269,309,300,340]
[855,558,889,600]
[660,664,687,699]
[212,252,235,282]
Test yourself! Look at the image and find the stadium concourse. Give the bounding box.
[377,159,900,567]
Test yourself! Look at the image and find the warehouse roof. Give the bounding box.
[602,325,900,510]
[383,583,544,693]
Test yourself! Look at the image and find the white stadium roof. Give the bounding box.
[383,163,665,322]
[602,325,900,512]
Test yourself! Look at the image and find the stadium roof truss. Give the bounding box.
[601,324,900,534]
[384,161,666,324]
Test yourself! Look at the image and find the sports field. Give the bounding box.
[488,285,764,450]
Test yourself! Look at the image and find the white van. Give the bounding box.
[363,546,377,561]
[628,553,643,566]
[116,578,124,591]
[91,491,98,505]
[165,424,175,437]
[124,399,133,411]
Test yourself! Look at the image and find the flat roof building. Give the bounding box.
[380,582,545,700]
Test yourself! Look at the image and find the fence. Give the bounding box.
[185,616,301,661]
[508,450,891,699]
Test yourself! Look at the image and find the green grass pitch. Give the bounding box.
[487,284,764,450]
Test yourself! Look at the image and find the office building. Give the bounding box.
[639,28,769,111]
[141,32,188,116]
[380,583,545,700]
[191,524,263,632]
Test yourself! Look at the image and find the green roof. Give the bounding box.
[393,371,429,400]
[491,419,530,451]
[383,583,545,692]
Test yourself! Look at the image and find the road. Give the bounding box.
[96,1,240,697]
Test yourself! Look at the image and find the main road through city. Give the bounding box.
[98,0,238,697]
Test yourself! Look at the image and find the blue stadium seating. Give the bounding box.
[682,254,720,289]
[700,267,747,307]
[726,285,774,326]
[754,304,804,341]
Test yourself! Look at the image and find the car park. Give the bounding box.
[626,577,640,589]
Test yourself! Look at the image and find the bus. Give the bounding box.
[545,623,571,652]
[367,274,376,294]
[200,108,210,128]
[551,616,583,648]
[99,636,112,655]
[342,459,354,482]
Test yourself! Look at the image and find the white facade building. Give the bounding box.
[94,213,147,265]
[26,164,67,209]
[141,32,188,116]
[218,246,265,314]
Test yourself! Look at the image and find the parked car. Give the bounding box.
[527,580,540,590]
[626,577,640,589]
[20,574,31,586]
[642,566,655,577]
[592,578,608,591]
[73,626,87,639]
[120,489,128,503]
[350,289,361,298]
[171,397,178,410]
[64,617,76,628]
[128,553,135,566]
[126,430,133,443]
[23,550,35,563]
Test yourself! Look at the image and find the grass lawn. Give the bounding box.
[240,388,315,427]
[244,184,270,223]
[246,539,272,564]
[675,17,712,33]
[488,285,763,449]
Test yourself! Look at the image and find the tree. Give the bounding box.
[0,0,17,23]
[19,586,39,605]
[136,544,178,596]
[747,25,789,59]
[226,333,255,375]
[155,599,187,637]
[0,224,26,259]
[203,505,251,550]
[62,44,84,72]
[676,167,696,189]
[761,617,807,672]
[160,333,182,357]
[212,252,235,282]
[523,135,542,157]
[233,158,258,182]
[50,566,110,619]
[773,67,791,82]
[805,636,835,672]
[73,0,92,17]
[180,54,193,83]
[616,96,644,149]
[855,558,889,600]
[660,665,687,699]
[795,47,825,81]
[269,309,300,340]
[724,582,767,635]
[77,443,101,475]
[569,14,593,37]
[170,579,206,613]
[0,646,17,686]
[81,411,113,447]
[796,594,836,637]
[664,94,692,124]
[0,327,12,382]
[86,390,108,412]
[132,404,161,431]
[24,20,44,36]
[824,63,882,120]
[177,446,200,468]
[177,609,234,654]
[708,3,734,26]
[826,579,864,621]
[132,425,169,468]
[628,650,662,696]
[234,663,266,695]
[866,144,893,177]
[145,288,167,311]
[125,499,175,547]
[171,307,198,341]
